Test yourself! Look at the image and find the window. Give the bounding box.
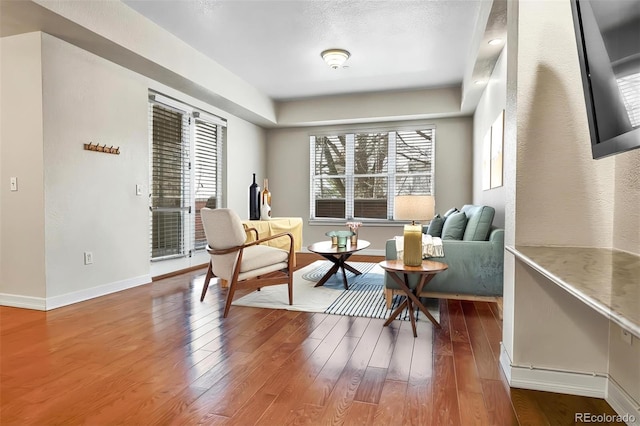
[310,127,434,221]
[149,93,225,261]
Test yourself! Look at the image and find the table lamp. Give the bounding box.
[394,195,435,266]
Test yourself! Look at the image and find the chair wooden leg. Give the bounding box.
[223,281,236,318]
[288,272,293,306]
[201,262,214,302]
[385,288,394,309]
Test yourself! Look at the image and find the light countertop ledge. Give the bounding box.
[506,245,640,338]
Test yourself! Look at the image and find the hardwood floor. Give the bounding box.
[0,254,622,425]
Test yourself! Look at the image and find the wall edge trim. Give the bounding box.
[45,274,152,310]
[499,343,606,398]
[0,294,47,311]
[606,377,640,425]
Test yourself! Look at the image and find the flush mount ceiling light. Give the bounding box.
[321,49,350,69]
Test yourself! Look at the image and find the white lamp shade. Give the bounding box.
[394,195,435,222]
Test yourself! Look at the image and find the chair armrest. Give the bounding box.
[244,232,294,253]
[243,225,259,241]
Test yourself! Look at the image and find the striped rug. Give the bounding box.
[302,261,439,322]
[232,260,439,323]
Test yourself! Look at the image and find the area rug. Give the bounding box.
[232,261,439,322]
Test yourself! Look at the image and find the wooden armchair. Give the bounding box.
[200,208,294,317]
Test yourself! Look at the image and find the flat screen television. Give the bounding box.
[570,0,640,159]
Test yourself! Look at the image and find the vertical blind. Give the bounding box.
[310,128,435,221]
[149,93,226,261]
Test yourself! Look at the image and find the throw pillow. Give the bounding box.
[426,214,445,237]
[441,211,468,240]
[443,207,458,219]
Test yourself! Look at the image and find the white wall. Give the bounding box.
[265,117,473,252]
[503,0,640,410]
[0,33,47,304]
[277,87,462,127]
[42,33,150,298]
[0,32,268,307]
[613,152,640,255]
[473,48,507,228]
[28,0,276,126]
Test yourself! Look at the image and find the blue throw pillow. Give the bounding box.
[441,211,468,240]
[426,214,445,237]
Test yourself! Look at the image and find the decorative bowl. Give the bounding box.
[326,230,355,247]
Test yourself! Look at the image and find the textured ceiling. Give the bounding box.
[123,0,482,100]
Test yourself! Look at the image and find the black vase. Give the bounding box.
[249,173,260,220]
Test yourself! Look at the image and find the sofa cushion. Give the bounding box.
[461,205,495,241]
[426,214,445,237]
[441,211,467,240]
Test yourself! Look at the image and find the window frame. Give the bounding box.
[309,125,435,225]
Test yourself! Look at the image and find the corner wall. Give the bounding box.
[0,33,46,305]
[1,32,268,307]
[503,0,640,414]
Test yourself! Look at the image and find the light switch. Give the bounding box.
[10,177,18,192]
[136,184,143,196]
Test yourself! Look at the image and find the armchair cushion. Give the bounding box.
[240,245,289,273]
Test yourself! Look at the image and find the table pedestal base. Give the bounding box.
[384,272,441,337]
[314,253,362,290]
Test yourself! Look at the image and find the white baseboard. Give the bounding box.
[499,343,513,383]
[46,274,151,310]
[0,275,151,311]
[0,293,46,310]
[607,378,640,426]
[499,343,607,398]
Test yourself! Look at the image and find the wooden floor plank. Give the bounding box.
[385,320,416,381]
[372,380,408,425]
[343,400,377,425]
[0,258,623,425]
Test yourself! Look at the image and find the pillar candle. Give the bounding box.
[403,224,423,266]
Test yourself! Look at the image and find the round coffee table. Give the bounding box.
[307,239,371,289]
[379,259,448,337]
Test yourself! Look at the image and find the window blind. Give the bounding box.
[310,127,435,221]
[149,92,227,262]
[150,103,191,260]
[395,129,435,195]
[617,72,640,128]
[193,119,221,250]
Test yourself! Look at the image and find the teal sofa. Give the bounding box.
[384,205,504,306]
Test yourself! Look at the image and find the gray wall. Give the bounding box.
[265,117,473,253]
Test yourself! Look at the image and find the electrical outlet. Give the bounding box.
[621,329,633,345]
[84,251,93,265]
